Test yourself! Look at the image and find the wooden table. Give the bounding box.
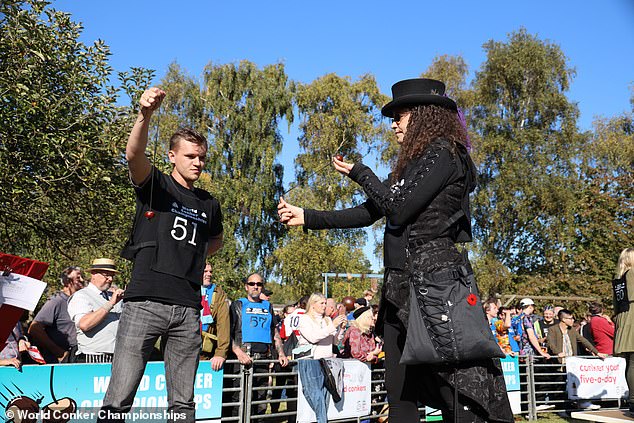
[571,410,634,422]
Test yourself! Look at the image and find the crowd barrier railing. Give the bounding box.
[224,356,627,422]
[220,358,389,423]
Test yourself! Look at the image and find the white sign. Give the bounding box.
[566,357,629,399]
[297,359,371,423]
[0,272,47,311]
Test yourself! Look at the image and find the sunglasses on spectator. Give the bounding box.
[247,282,263,287]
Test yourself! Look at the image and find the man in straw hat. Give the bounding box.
[98,87,223,423]
[67,258,124,363]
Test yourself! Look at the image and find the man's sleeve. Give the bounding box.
[66,293,93,327]
[577,332,600,355]
[33,299,58,326]
[546,329,561,355]
[270,304,277,341]
[212,289,230,359]
[229,300,240,343]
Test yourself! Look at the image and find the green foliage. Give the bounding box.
[292,73,389,208]
[465,29,631,304]
[0,0,153,288]
[421,54,471,103]
[570,88,634,287]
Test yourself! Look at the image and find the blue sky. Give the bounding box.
[53,0,634,270]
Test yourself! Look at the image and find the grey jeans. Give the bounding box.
[99,300,201,423]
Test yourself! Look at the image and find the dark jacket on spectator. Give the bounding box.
[547,324,599,363]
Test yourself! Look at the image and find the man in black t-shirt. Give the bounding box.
[99,87,223,423]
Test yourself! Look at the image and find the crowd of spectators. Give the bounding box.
[485,296,614,411]
[485,297,614,361]
[8,258,628,417]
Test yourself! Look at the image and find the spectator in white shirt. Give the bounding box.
[67,258,124,363]
[297,293,346,359]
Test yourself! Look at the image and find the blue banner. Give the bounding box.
[0,361,222,421]
[501,355,520,391]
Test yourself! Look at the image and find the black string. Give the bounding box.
[148,109,161,212]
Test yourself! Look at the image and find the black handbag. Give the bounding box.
[400,265,505,365]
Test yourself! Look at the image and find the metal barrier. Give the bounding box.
[221,356,627,422]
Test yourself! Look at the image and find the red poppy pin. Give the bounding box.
[466,293,478,306]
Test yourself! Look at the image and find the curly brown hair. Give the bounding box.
[392,105,467,181]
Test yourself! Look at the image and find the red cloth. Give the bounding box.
[201,293,212,316]
[590,315,615,355]
[0,253,48,279]
[0,253,49,345]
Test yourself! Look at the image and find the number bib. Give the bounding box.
[240,299,272,344]
[613,270,630,314]
[152,189,212,284]
[121,168,220,286]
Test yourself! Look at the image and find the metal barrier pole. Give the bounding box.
[527,355,537,420]
[243,364,253,423]
[220,360,243,422]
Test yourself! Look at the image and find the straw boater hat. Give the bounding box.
[381,78,457,118]
[86,258,119,274]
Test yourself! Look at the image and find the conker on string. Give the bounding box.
[334,154,344,161]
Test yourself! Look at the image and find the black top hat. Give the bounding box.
[381,78,457,117]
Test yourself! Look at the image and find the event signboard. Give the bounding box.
[296,359,371,423]
[501,354,521,414]
[566,356,628,399]
[0,361,222,422]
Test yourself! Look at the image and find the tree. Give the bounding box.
[572,87,634,286]
[0,0,152,285]
[270,74,389,294]
[470,28,585,278]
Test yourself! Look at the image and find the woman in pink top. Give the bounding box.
[342,306,382,362]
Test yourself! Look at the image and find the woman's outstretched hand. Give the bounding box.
[332,156,354,176]
[277,197,305,226]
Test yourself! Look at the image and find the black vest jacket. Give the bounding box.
[121,168,216,285]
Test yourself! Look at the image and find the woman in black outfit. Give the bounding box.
[278,78,512,423]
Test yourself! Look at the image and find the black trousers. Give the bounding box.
[383,302,486,423]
